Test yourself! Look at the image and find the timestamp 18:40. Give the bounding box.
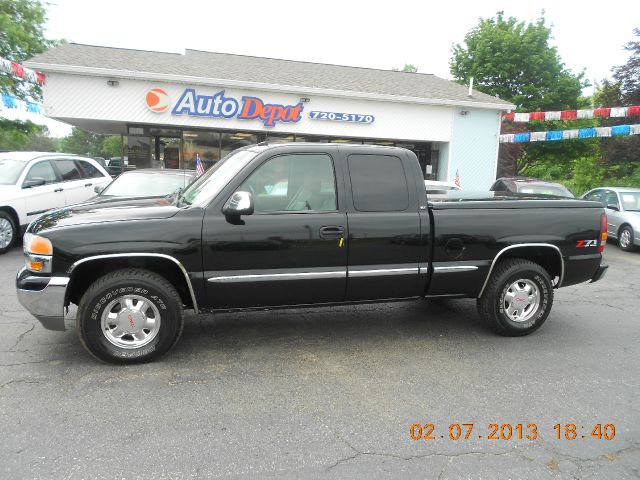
[409,423,616,441]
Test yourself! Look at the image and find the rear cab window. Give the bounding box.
[347,154,409,212]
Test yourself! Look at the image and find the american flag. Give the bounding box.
[195,153,205,177]
[454,169,461,188]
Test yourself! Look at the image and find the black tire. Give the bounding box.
[477,259,553,336]
[77,268,184,364]
[0,211,17,255]
[618,225,636,252]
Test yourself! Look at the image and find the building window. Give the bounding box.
[183,131,221,170]
[221,131,258,158]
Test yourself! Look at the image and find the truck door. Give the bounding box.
[201,149,348,308]
[342,150,423,300]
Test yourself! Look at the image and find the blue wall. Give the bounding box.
[446,108,501,190]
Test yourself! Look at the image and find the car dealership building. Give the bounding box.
[25,43,513,189]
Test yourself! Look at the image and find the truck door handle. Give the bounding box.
[54,188,64,192]
[85,183,93,187]
[319,226,344,239]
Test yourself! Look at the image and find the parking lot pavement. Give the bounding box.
[0,244,638,479]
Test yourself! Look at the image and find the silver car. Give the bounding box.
[582,187,640,251]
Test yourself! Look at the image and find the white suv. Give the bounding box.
[0,152,112,254]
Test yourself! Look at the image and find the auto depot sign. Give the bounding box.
[145,87,303,127]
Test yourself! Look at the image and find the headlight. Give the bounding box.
[23,233,53,273]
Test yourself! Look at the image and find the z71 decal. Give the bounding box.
[576,239,598,248]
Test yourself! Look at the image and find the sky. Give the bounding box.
[6,0,640,137]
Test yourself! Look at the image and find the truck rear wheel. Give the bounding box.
[477,259,553,336]
[77,268,184,364]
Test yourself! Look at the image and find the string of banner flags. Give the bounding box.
[500,124,640,143]
[502,106,640,122]
[0,92,43,114]
[1,56,45,115]
[500,105,640,143]
[0,56,45,86]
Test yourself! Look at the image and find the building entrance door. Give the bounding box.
[154,136,182,169]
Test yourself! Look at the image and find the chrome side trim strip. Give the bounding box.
[208,270,346,283]
[69,253,199,314]
[433,266,479,274]
[477,243,564,298]
[348,267,418,277]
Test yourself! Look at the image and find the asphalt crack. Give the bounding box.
[8,324,35,351]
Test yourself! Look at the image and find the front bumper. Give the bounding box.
[590,264,608,284]
[16,267,69,331]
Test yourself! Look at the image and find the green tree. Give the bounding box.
[393,64,418,73]
[22,127,58,151]
[100,135,124,158]
[612,28,640,105]
[58,128,104,156]
[0,117,42,149]
[450,12,586,111]
[591,29,640,190]
[0,0,54,101]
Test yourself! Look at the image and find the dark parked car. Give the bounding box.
[93,169,196,201]
[491,177,574,198]
[16,143,607,364]
[105,156,134,177]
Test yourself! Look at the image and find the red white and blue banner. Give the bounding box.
[500,124,640,143]
[502,106,640,123]
[0,56,45,86]
[0,92,42,114]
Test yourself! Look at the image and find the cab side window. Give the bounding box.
[55,159,83,181]
[24,160,58,185]
[239,154,337,213]
[348,154,409,212]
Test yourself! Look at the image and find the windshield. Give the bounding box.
[620,191,640,211]
[101,172,194,197]
[0,159,28,185]
[518,184,572,197]
[180,149,258,206]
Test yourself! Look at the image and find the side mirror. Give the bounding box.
[22,178,46,188]
[606,204,619,211]
[222,191,254,216]
[94,185,104,194]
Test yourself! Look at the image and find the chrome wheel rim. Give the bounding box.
[0,218,13,249]
[504,279,540,323]
[620,230,631,248]
[101,295,161,349]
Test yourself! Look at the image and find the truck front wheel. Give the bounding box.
[477,259,553,336]
[77,269,184,364]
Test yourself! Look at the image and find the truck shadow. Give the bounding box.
[173,298,490,356]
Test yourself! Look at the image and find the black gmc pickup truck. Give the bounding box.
[16,143,608,363]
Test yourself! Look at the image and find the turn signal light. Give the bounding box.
[28,260,44,272]
[24,233,53,255]
[598,214,607,253]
